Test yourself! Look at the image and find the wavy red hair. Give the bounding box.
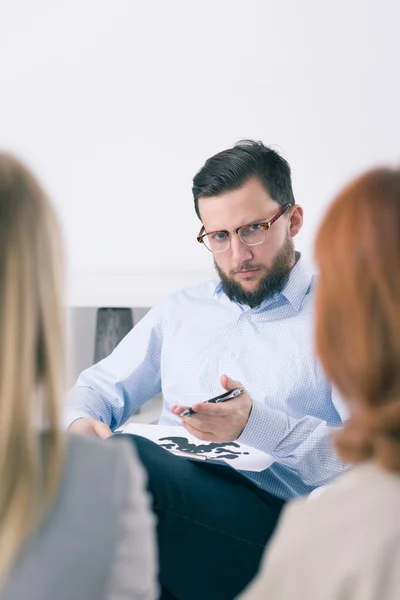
[315,168,400,471]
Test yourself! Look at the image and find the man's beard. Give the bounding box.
[215,236,295,309]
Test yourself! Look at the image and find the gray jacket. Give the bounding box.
[1,435,158,600]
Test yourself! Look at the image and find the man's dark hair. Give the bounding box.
[192,140,295,220]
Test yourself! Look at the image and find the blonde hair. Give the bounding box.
[0,153,65,582]
[315,167,400,472]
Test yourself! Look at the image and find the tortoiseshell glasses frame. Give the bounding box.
[197,203,293,253]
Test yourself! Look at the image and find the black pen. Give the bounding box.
[179,388,245,418]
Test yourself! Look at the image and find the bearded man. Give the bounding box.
[67,140,347,600]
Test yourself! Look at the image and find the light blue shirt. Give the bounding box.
[66,256,348,500]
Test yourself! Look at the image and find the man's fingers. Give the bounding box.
[171,405,190,415]
[191,401,231,416]
[182,421,216,441]
[182,413,222,432]
[220,374,244,391]
[69,417,112,439]
[94,422,113,439]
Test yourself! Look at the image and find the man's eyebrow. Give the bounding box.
[209,217,269,233]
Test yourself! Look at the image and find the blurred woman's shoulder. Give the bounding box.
[251,464,400,600]
[1,433,157,600]
[281,463,400,546]
[241,465,400,600]
[64,431,145,480]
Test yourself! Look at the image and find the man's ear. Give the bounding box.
[289,205,303,238]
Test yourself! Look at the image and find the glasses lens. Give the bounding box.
[238,224,266,246]
[202,231,230,253]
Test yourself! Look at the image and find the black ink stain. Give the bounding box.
[158,436,249,460]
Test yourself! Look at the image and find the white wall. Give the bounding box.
[1,0,399,305]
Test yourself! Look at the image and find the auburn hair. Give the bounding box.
[315,167,400,472]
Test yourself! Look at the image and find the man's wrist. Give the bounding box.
[238,400,287,453]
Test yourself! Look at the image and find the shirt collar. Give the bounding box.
[212,252,313,311]
[280,253,313,310]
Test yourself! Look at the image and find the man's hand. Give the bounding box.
[171,375,252,442]
[69,417,113,439]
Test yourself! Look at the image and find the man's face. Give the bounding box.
[198,178,302,306]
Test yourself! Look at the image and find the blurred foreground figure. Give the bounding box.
[240,167,400,600]
[0,153,158,600]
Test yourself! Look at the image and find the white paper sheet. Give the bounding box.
[121,423,274,472]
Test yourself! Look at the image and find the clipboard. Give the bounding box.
[168,448,231,466]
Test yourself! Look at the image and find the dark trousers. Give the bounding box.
[119,434,284,600]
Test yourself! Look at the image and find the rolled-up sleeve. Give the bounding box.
[64,303,163,430]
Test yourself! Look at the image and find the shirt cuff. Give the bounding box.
[238,398,289,454]
[62,411,94,430]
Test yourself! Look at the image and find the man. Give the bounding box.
[67,140,347,600]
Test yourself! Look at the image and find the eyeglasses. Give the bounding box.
[197,204,293,254]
